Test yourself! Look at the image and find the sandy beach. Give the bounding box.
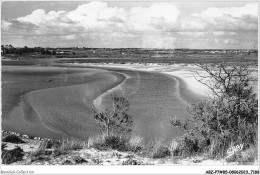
[72,63,212,97]
[74,62,258,97]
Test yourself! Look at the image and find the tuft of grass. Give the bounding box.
[169,139,180,157]
[225,152,242,163]
[225,144,258,165]
[104,135,128,151]
[150,139,171,159]
[46,140,61,149]
[128,135,144,152]
[53,138,87,156]
[2,134,25,144]
[2,146,24,164]
[30,150,51,162]
[238,146,258,165]
[152,146,171,159]
[28,141,52,162]
[88,133,145,152]
[89,134,129,152]
[87,133,106,149]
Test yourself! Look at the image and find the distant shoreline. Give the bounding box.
[69,62,212,97]
[64,62,258,97]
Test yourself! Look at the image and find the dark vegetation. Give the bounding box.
[122,158,144,165]
[1,45,56,56]
[46,139,61,149]
[171,64,258,162]
[90,135,130,152]
[152,146,171,159]
[2,134,25,143]
[1,143,24,164]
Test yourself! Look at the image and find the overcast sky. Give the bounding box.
[1,1,258,49]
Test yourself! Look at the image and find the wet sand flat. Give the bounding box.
[2,66,125,139]
[2,64,203,141]
[85,67,203,141]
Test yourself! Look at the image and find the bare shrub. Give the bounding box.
[92,94,133,137]
[149,139,171,159]
[171,64,258,159]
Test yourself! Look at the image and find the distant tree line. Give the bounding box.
[1,45,56,55]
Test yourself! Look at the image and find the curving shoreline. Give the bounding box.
[2,63,217,141]
[70,62,212,97]
[93,71,127,110]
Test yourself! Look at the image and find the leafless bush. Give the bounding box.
[92,94,133,136]
[171,63,258,158]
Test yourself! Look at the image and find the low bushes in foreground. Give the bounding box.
[29,141,52,162]
[171,64,258,161]
[142,139,171,159]
[2,134,25,144]
[27,138,88,160]
[53,139,87,156]
[2,145,24,164]
[87,133,145,153]
[87,133,129,152]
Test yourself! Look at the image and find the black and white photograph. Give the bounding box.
[1,0,259,174]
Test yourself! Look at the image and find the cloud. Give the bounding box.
[213,31,237,36]
[213,31,225,36]
[181,3,258,31]
[214,38,238,45]
[1,20,12,31]
[14,2,180,34]
[141,33,176,48]
[64,34,76,40]
[128,3,179,32]
[2,1,258,48]
[193,3,257,19]
[178,32,205,37]
[6,1,181,47]
[17,9,66,26]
